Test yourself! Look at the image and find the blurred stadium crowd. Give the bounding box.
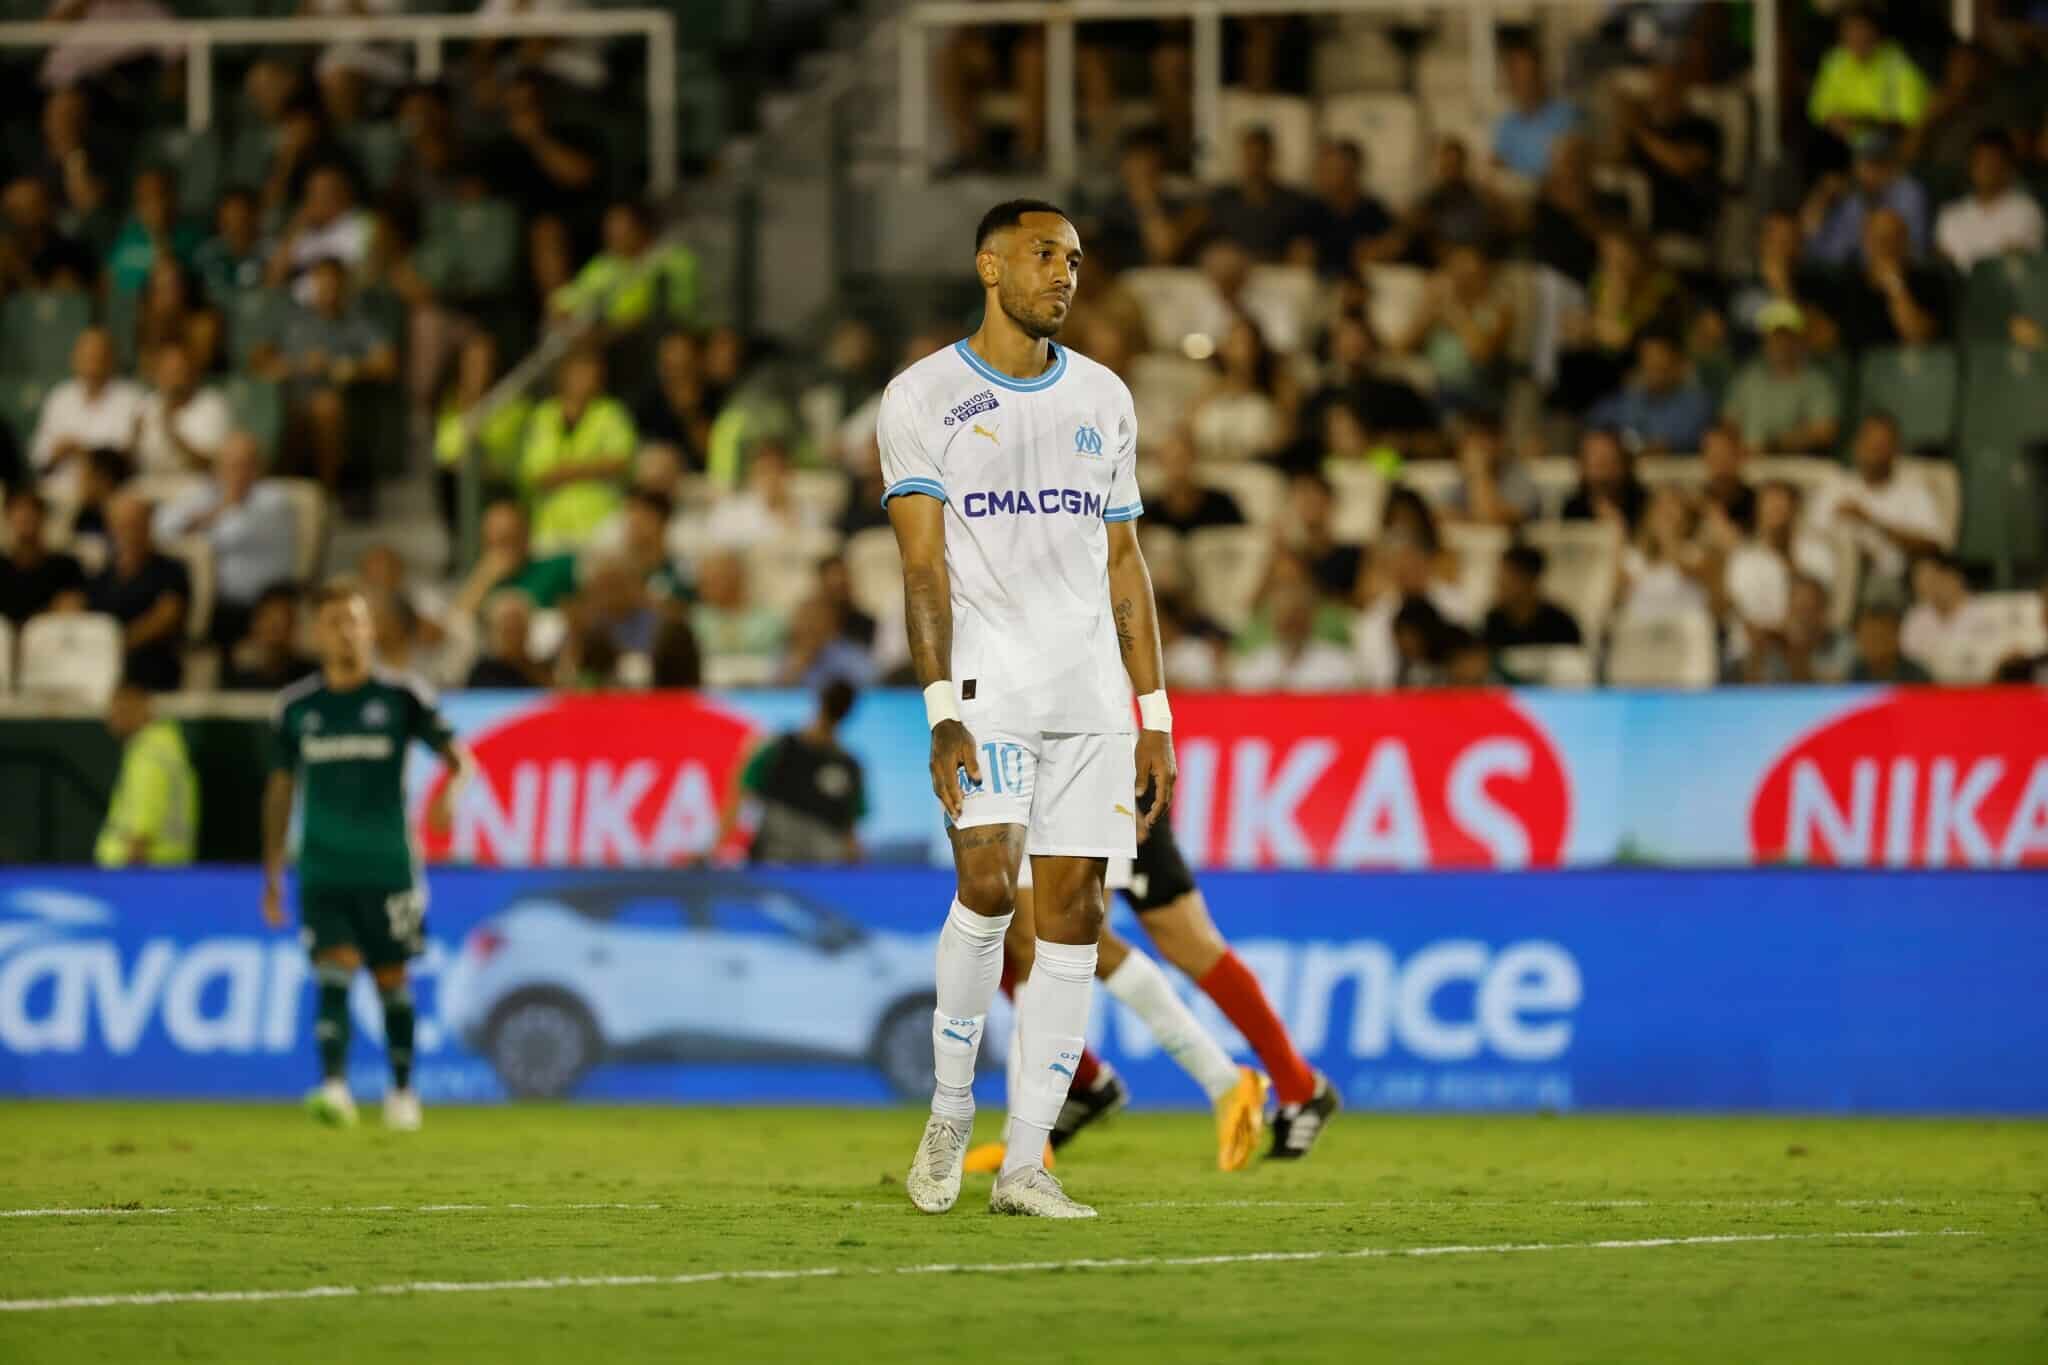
[2,0,2047,706]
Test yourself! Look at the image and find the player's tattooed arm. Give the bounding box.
[1106,522,1175,833]
[888,491,981,817]
[260,770,294,929]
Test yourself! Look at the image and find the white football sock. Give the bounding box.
[1002,938,1096,1177]
[1004,975,1027,1118]
[930,898,1011,1123]
[1104,951,1240,1103]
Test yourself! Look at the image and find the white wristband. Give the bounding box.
[1137,689,1172,733]
[923,680,959,729]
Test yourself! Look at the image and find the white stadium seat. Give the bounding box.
[1129,352,1212,445]
[1318,94,1424,209]
[1442,523,1510,617]
[1527,457,1580,518]
[1363,264,1428,349]
[1606,605,1719,688]
[1499,644,1597,689]
[1137,525,1187,597]
[1524,520,1624,644]
[1214,91,1317,186]
[18,612,123,706]
[745,527,843,615]
[1241,264,1319,354]
[527,607,567,661]
[272,476,330,583]
[1120,267,1230,356]
[1197,460,1286,528]
[1397,459,1462,512]
[1184,525,1271,632]
[703,653,779,688]
[1638,454,1709,495]
[843,526,904,622]
[786,470,850,528]
[1326,460,1389,542]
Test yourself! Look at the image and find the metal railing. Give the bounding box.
[898,0,1788,186]
[0,10,680,196]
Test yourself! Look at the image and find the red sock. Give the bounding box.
[1198,951,1315,1105]
[1000,958,1103,1089]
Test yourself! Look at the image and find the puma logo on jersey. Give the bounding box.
[972,423,999,444]
[1113,803,1134,818]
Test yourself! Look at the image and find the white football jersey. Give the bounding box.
[879,339,1143,734]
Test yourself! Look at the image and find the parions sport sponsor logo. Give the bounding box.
[1748,689,2048,867]
[300,735,395,762]
[961,488,1106,518]
[942,390,998,426]
[1165,694,1572,868]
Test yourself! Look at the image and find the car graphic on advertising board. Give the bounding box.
[438,875,950,1098]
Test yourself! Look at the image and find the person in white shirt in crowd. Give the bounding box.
[135,341,232,476]
[1230,578,1357,691]
[269,163,373,302]
[1723,479,1838,647]
[30,327,145,500]
[1805,409,1947,596]
[1617,485,1713,625]
[1188,315,1286,463]
[1354,528,1478,687]
[153,430,297,646]
[704,439,824,551]
[1901,552,2005,682]
[1933,130,2044,275]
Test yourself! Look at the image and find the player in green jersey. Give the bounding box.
[263,577,474,1130]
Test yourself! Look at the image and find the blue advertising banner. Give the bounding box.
[1,868,2043,1114]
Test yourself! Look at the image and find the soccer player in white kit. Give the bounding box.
[887,200,1177,1219]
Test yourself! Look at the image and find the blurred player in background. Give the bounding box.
[970,795,1340,1175]
[264,578,473,1130]
[886,200,1174,1219]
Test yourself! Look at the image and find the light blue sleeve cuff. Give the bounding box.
[881,477,947,508]
[1102,501,1143,522]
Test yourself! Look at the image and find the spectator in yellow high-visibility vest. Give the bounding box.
[519,347,637,552]
[549,199,701,331]
[1808,7,1930,140]
[95,681,199,867]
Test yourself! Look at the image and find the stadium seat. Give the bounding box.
[420,199,522,302]
[1607,606,1718,687]
[1527,456,1579,517]
[1214,92,1316,185]
[224,288,291,371]
[1523,520,1624,643]
[2,291,90,385]
[165,537,215,642]
[703,653,779,688]
[1978,589,2048,660]
[104,286,141,372]
[3,378,46,452]
[140,126,223,221]
[1183,525,1271,631]
[223,375,285,463]
[1129,353,1212,445]
[785,470,850,528]
[527,607,568,660]
[129,472,207,508]
[17,612,122,706]
[1957,344,2048,572]
[1397,459,1461,511]
[0,615,12,691]
[745,527,843,615]
[843,526,904,622]
[1241,265,1319,353]
[1310,23,1406,99]
[1137,525,1186,595]
[1900,455,1962,549]
[1196,460,1285,527]
[1363,264,1428,348]
[1325,459,1388,541]
[1442,522,1510,615]
[1498,643,1596,688]
[1857,345,1958,454]
[1638,454,1709,495]
[345,121,406,195]
[1747,456,1840,509]
[272,477,329,584]
[1318,94,1423,209]
[1121,268,1228,355]
[1959,253,2048,343]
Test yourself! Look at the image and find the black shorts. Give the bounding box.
[1119,796,1198,915]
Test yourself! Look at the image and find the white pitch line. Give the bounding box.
[0,1202,665,1219]
[0,1229,1977,1315]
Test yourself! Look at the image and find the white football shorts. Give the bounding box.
[948,725,1138,862]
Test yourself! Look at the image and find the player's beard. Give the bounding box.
[996,276,1067,340]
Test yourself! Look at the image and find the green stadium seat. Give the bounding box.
[2,378,44,451]
[1956,344,2048,576]
[1856,345,1959,454]
[421,199,521,302]
[222,374,284,463]
[140,126,224,222]
[1,292,91,386]
[103,286,141,374]
[1959,253,2048,344]
[344,121,406,195]
[223,287,291,370]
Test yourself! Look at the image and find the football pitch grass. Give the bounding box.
[1,1103,2042,1363]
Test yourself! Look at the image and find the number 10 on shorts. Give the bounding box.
[959,741,1026,795]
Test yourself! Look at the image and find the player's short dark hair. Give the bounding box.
[975,199,1072,254]
[1503,543,1546,579]
[819,678,858,724]
[311,576,367,612]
